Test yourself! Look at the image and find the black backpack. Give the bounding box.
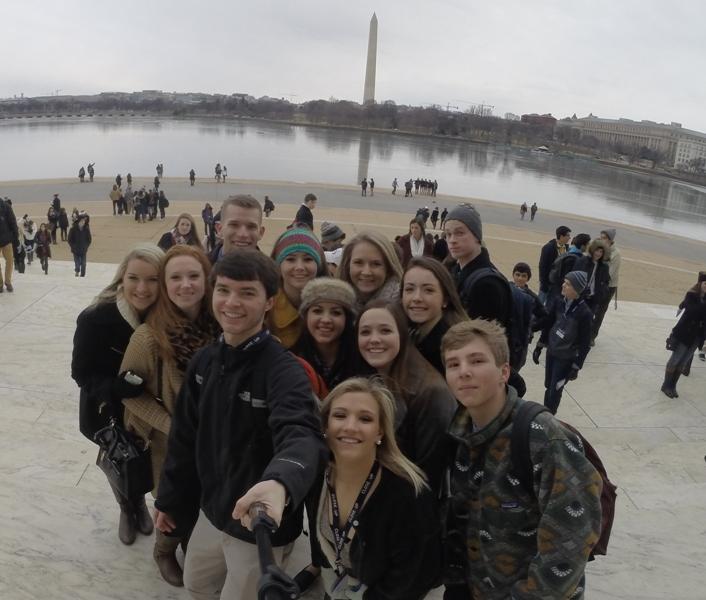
[548,252,579,289]
[460,267,532,370]
[511,400,617,560]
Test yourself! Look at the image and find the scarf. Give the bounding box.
[168,312,220,371]
[171,228,188,246]
[410,235,425,257]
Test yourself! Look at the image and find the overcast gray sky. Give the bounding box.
[3,0,705,131]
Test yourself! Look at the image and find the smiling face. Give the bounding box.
[218,204,264,253]
[410,221,422,240]
[280,252,318,297]
[592,247,604,261]
[306,301,347,346]
[402,266,445,326]
[349,241,387,297]
[177,218,192,237]
[212,276,274,346]
[122,258,160,315]
[512,271,530,288]
[444,338,509,425]
[165,255,206,319]
[358,308,401,372]
[326,391,382,462]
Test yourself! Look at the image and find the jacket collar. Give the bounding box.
[453,246,494,278]
[116,294,142,330]
[219,329,271,369]
[448,385,520,448]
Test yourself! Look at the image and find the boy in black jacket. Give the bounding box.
[154,250,325,598]
[534,270,593,414]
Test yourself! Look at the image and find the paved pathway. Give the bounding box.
[1,262,704,599]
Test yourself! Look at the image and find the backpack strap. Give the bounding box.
[511,400,550,495]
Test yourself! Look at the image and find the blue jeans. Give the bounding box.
[73,253,87,276]
[543,353,574,414]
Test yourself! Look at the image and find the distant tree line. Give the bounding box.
[0,95,696,172]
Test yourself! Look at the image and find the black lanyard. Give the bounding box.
[325,461,380,574]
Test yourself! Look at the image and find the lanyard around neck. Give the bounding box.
[325,460,380,574]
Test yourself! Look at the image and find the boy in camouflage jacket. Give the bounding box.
[441,319,602,599]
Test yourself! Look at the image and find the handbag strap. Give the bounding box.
[157,357,163,402]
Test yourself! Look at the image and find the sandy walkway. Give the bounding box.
[6,178,705,306]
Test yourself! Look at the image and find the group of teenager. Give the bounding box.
[71,193,609,599]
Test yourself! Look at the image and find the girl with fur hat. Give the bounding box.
[292,278,360,390]
[268,227,327,348]
[661,272,706,398]
[338,230,403,313]
[120,245,219,586]
[401,256,468,374]
[575,238,611,315]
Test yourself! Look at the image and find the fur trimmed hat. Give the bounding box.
[299,278,357,316]
[565,270,588,295]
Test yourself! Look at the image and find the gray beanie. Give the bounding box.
[321,221,346,243]
[565,270,588,295]
[601,228,616,242]
[445,203,482,242]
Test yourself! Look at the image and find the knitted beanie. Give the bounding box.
[273,228,322,267]
[445,203,482,242]
[698,271,706,283]
[321,221,346,243]
[299,278,357,316]
[601,228,616,242]
[565,270,588,295]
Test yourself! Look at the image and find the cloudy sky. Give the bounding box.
[4,0,706,131]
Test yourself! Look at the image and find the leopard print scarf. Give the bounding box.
[168,313,220,372]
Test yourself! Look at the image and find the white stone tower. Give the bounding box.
[363,13,378,105]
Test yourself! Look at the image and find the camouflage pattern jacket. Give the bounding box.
[443,388,602,599]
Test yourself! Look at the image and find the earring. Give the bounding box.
[376,440,382,446]
[323,433,327,439]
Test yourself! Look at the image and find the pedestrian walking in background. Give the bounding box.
[126,173,133,186]
[58,208,69,241]
[78,166,86,183]
[47,203,59,244]
[109,184,121,216]
[361,178,368,196]
[530,202,538,221]
[153,175,160,191]
[369,177,375,196]
[222,165,227,182]
[294,193,317,230]
[116,173,122,188]
[68,214,92,277]
[661,272,706,398]
[392,177,398,194]
[36,223,52,274]
[0,196,19,292]
[520,202,528,220]
[430,206,439,229]
[87,162,95,182]
[189,168,195,186]
[158,190,169,220]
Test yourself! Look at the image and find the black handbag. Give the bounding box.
[666,332,677,351]
[94,418,153,499]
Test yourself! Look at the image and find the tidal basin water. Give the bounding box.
[1,116,705,240]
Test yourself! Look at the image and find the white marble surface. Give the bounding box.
[1,261,704,599]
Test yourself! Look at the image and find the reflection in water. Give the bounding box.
[357,132,371,185]
[0,116,705,239]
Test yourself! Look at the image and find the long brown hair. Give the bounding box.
[147,245,213,361]
[338,231,404,290]
[172,213,204,250]
[402,256,468,337]
[356,300,440,402]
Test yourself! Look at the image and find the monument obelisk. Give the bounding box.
[363,13,377,105]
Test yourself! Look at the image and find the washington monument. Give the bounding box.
[363,13,377,104]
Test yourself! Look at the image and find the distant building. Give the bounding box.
[504,112,521,121]
[557,114,706,167]
[521,113,557,128]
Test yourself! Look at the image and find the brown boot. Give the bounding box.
[154,530,184,587]
[133,495,154,535]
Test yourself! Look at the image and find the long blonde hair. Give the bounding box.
[92,243,165,307]
[338,231,403,291]
[320,377,428,495]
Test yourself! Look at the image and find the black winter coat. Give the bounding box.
[575,255,610,309]
[538,239,563,292]
[68,225,92,255]
[311,468,442,600]
[538,296,593,368]
[452,248,511,325]
[294,204,314,230]
[71,301,138,439]
[0,199,19,246]
[672,291,706,347]
[154,331,326,545]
